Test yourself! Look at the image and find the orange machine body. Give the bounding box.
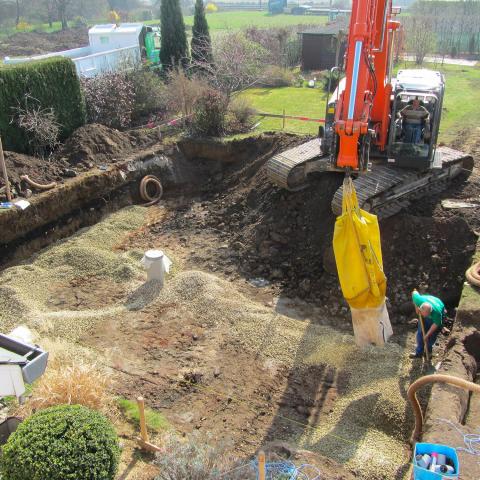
[335,0,400,169]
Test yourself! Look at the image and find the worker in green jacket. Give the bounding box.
[410,289,446,359]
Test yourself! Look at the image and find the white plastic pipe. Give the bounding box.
[141,250,171,285]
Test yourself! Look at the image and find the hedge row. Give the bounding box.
[0,57,86,153]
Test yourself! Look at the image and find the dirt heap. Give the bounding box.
[0,27,88,58]
[56,124,160,169]
[0,151,69,196]
[412,127,480,232]
[148,134,477,324]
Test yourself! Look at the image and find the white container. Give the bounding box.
[0,365,25,399]
[350,301,393,347]
[141,250,172,284]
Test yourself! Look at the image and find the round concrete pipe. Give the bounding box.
[408,374,480,443]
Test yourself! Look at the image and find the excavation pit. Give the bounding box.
[0,134,478,479]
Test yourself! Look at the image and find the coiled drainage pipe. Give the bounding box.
[408,374,480,443]
[466,262,480,287]
[139,175,163,207]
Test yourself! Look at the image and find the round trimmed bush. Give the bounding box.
[1,404,120,480]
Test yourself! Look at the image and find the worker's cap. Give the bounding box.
[412,290,426,307]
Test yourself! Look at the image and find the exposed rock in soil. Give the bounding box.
[146,133,478,323]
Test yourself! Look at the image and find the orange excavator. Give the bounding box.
[266,0,472,219]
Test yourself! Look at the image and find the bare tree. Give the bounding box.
[53,0,71,30]
[44,0,55,27]
[15,0,22,25]
[404,15,436,65]
[190,31,269,97]
[164,68,208,119]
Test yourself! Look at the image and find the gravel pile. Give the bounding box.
[0,205,416,479]
[157,270,416,479]
[0,207,147,341]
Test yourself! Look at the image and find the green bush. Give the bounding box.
[0,57,86,153]
[0,404,120,480]
[190,88,228,137]
[131,69,167,119]
[260,65,295,87]
[227,96,256,133]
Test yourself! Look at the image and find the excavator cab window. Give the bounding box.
[387,91,440,170]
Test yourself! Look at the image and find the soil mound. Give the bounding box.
[411,127,480,231]
[1,151,68,196]
[57,124,158,169]
[149,134,477,323]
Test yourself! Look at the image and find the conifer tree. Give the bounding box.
[160,0,188,69]
[191,0,213,67]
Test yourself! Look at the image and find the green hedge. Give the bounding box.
[0,57,86,153]
[0,404,120,480]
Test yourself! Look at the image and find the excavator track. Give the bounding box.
[266,142,473,220]
[266,139,324,190]
[332,146,473,219]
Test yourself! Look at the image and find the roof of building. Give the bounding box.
[89,23,144,36]
[299,19,349,36]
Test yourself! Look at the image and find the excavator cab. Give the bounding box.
[386,69,445,171]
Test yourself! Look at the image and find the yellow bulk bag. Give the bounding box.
[333,176,386,309]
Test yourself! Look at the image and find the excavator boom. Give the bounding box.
[335,0,399,170]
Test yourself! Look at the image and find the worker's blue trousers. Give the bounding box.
[416,317,440,355]
[405,124,422,143]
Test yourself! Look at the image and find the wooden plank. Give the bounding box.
[0,137,12,202]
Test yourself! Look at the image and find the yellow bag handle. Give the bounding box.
[341,176,359,216]
[341,175,385,299]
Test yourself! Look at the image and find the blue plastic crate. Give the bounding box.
[413,443,459,480]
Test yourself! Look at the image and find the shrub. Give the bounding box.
[319,68,341,92]
[190,88,228,137]
[205,2,218,13]
[131,69,167,119]
[0,57,86,153]
[81,72,135,128]
[1,404,120,480]
[16,20,31,31]
[72,16,88,28]
[155,433,242,480]
[164,68,208,118]
[227,96,256,133]
[12,94,61,157]
[260,65,295,87]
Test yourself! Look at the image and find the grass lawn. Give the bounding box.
[0,11,328,39]
[428,64,480,144]
[242,63,480,142]
[183,11,328,30]
[0,21,69,38]
[241,86,328,135]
